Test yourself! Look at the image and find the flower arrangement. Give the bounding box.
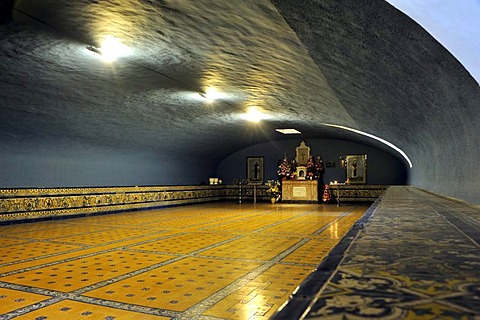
[306,156,315,179]
[278,155,325,180]
[266,180,281,203]
[314,156,325,179]
[277,158,291,179]
[289,160,297,179]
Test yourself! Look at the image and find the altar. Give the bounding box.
[278,141,322,203]
[281,180,319,203]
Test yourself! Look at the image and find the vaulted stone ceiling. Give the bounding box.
[1,0,479,201]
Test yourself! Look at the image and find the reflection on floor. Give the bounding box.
[0,203,367,319]
[299,186,480,320]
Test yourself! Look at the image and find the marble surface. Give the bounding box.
[303,186,480,319]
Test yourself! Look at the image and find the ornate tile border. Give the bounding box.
[335,185,387,202]
[0,185,270,222]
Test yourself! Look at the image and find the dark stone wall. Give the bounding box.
[217,139,407,186]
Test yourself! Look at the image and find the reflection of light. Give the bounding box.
[321,123,413,168]
[242,302,264,319]
[329,222,338,239]
[241,107,270,122]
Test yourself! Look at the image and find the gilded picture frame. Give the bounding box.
[246,156,264,184]
[345,154,367,184]
[295,141,310,165]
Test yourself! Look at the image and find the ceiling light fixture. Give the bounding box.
[86,36,130,62]
[321,123,413,168]
[241,107,270,123]
[86,45,101,55]
[199,87,223,102]
[204,87,222,102]
[276,128,301,134]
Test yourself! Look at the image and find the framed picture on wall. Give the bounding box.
[345,154,367,184]
[246,156,264,184]
[295,141,310,165]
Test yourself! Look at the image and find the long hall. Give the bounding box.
[1,0,479,319]
[1,186,479,319]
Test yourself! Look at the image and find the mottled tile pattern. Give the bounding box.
[0,202,366,319]
[304,186,480,319]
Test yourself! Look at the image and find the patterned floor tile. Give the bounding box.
[0,287,50,314]
[199,235,301,260]
[57,228,162,245]
[282,238,338,264]
[127,232,237,254]
[11,299,169,319]
[0,242,82,265]
[1,251,174,292]
[84,257,261,312]
[204,264,313,319]
[0,203,367,319]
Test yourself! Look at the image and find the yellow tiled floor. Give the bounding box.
[12,300,170,320]
[0,202,367,319]
[0,242,82,265]
[203,264,313,319]
[0,288,49,314]
[1,251,174,292]
[86,257,261,312]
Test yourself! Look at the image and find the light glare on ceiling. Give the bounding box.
[321,123,413,168]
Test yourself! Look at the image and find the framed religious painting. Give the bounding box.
[246,156,264,184]
[295,141,310,166]
[345,154,367,184]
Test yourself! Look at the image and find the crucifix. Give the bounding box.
[253,161,259,179]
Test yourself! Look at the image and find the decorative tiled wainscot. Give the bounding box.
[0,185,232,223]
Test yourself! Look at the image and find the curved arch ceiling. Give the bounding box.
[386,0,480,84]
[1,0,478,176]
[314,0,480,168]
